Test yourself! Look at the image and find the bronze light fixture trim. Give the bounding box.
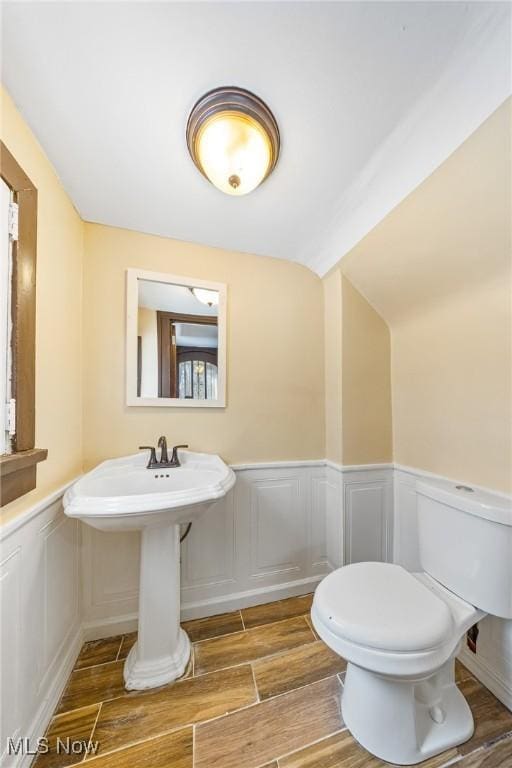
[186,86,280,196]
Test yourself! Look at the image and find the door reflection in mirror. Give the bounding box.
[137,279,218,400]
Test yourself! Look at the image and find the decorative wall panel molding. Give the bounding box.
[392,469,422,571]
[181,491,236,593]
[0,547,22,762]
[81,463,345,634]
[248,473,304,578]
[0,492,81,768]
[79,462,394,636]
[310,471,329,573]
[81,525,140,627]
[342,467,393,565]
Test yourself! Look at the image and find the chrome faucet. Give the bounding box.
[139,437,189,469]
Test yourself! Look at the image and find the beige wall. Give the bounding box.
[340,99,512,493]
[137,307,158,398]
[323,269,343,464]
[322,268,393,466]
[341,275,392,465]
[391,274,511,490]
[82,223,325,469]
[0,88,84,524]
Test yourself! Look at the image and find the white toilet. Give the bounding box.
[311,478,512,765]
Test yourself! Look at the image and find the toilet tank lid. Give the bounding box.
[417,479,512,527]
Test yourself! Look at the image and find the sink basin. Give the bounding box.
[64,450,235,531]
[64,449,235,690]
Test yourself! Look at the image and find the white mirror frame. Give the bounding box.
[126,268,227,407]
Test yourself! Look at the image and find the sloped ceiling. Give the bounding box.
[340,98,511,325]
[2,2,510,276]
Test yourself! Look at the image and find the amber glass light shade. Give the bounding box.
[187,87,279,196]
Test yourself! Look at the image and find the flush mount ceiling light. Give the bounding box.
[186,86,280,196]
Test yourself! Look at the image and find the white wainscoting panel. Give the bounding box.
[248,472,304,578]
[0,489,82,768]
[0,546,22,760]
[81,526,140,635]
[310,471,329,574]
[392,468,422,571]
[341,466,394,565]
[323,464,344,570]
[181,491,235,595]
[81,463,343,635]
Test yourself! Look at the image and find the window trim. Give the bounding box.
[0,141,47,506]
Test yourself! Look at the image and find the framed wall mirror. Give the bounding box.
[126,269,226,407]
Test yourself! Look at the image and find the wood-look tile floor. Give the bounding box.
[33,593,512,768]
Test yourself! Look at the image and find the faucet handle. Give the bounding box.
[171,444,189,466]
[139,445,157,468]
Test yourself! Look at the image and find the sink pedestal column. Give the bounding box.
[123,524,190,690]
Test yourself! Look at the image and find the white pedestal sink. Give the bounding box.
[64,450,235,690]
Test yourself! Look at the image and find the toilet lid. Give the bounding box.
[315,562,454,652]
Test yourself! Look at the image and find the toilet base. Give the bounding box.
[342,659,474,765]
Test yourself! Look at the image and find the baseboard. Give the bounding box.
[458,646,512,711]
[82,613,139,642]
[12,624,83,768]
[180,574,325,620]
[82,575,326,640]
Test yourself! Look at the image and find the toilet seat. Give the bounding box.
[315,562,453,651]
[312,562,482,678]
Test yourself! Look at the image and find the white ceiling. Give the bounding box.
[138,280,217,316]
[2,2,510,276]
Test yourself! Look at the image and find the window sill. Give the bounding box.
[0,448,48,506]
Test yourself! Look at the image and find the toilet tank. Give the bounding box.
[417,479,512,619]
